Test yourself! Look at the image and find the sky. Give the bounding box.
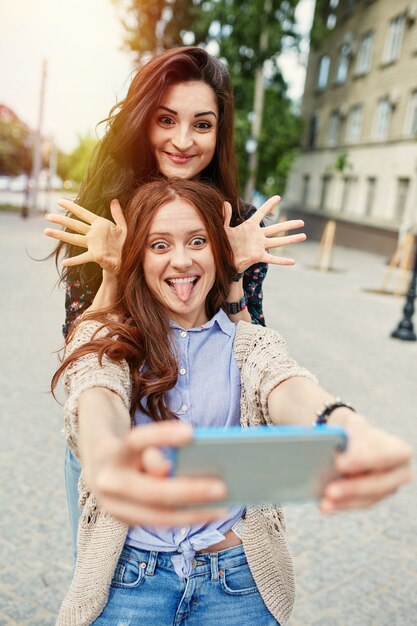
[0,0,315,154]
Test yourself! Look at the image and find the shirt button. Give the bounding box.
[181,331,187,338]
[180,527,187,537]
[179,368,186,376]
[181,404,188,412]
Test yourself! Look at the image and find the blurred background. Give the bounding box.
[1,1,417,625]
[2,0,417,260]
[1,0,314,214]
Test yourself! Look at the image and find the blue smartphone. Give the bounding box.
[171,425,347,505]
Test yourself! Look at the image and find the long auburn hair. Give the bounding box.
[56,46,240,293]
[52,178,237,422]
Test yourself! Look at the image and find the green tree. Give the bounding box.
[113,0,303,198]
[0,106,33,176]
[58,135,98,184]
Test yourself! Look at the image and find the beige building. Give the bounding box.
[285,0,417,253]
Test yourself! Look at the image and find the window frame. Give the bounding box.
[327,110,341,146]
[383,14,405,64]
[345,104,363,143]
[335,43,350,84]
[404,90,417,135]
[373,97,391,140]
[317,54,331,90]
[355,31,373,76]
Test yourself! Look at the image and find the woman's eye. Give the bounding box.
[159,116,175,126]
[190,236,206,246]
[195,121,213,131]
[151,241,168,251]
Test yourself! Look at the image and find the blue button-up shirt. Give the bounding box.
[126,309,244,577]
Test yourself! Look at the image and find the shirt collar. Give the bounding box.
[169,308,235,337]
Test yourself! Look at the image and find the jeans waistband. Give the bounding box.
[120,543,247,579]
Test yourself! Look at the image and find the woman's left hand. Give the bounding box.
[320,418,413,513]
[223,196,306,273]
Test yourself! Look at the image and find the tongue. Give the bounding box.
[172,280,194,302]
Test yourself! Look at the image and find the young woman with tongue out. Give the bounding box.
[44,46,306,557]
[53,178,412,626]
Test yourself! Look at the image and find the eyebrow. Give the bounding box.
[158,105,217,119]
[148,228,207,238]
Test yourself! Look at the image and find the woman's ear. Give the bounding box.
[223,201,232,228]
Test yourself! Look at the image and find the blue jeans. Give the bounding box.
[92,544,280,625]
[64,448,82,560]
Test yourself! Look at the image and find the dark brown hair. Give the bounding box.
[52,178,236,422]
[56,47,240,294]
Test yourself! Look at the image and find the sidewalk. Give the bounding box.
[265,241,417,626]
[0,212,416,625]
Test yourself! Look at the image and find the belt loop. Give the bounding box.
[145,551,158,576]
[210,553,219,581]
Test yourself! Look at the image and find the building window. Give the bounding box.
[364,177,376,216]
[327,0,339,29]
[320,175,332,210]
[383,15,405,64]
[404,90,417,135]
[301,174,310,208]
[308,113,319,148]
[327,111,341,146]
[345,105,363,143]
[317,55,331,90]
[373,98,391,140]
[335,43,350,83]
[394,178,409,220]
[340,176,356,212]
[355,32,373,75]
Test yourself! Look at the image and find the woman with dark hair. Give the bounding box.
[45,46,306,554]
[54,178,411,626]
[46,46,304,334]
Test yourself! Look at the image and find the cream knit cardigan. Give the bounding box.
[56,320,315,626]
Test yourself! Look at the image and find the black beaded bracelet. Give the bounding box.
[223,296,247,315]
[315,398,355,426]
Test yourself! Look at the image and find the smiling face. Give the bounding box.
[143,197,216,328]
[148,81,218,180]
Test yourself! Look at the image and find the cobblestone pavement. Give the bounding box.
[0,212,416,626]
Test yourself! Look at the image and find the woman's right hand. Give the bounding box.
[44,198,127,273]
[85,421,228,527]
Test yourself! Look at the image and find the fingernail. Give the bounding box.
[327,486,341,499]
[208,482,226,498]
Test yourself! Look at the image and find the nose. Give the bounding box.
[171,124,194,152]
[170,245,193,270]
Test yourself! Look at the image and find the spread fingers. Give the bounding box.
[44,228,87,248]
[45,213,90,234]
[57,198,98,223]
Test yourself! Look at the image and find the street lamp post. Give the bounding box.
[391,239,417,341]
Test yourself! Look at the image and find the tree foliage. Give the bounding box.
[0,105,33,176]
[113,0,304,197]
[57,135,98,183]
[309,0,334,50]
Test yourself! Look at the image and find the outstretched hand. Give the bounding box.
[223,196,306,274]
[44,198,127,273]
[320,418,413,513]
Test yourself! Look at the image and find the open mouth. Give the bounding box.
[165,276,200,302]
